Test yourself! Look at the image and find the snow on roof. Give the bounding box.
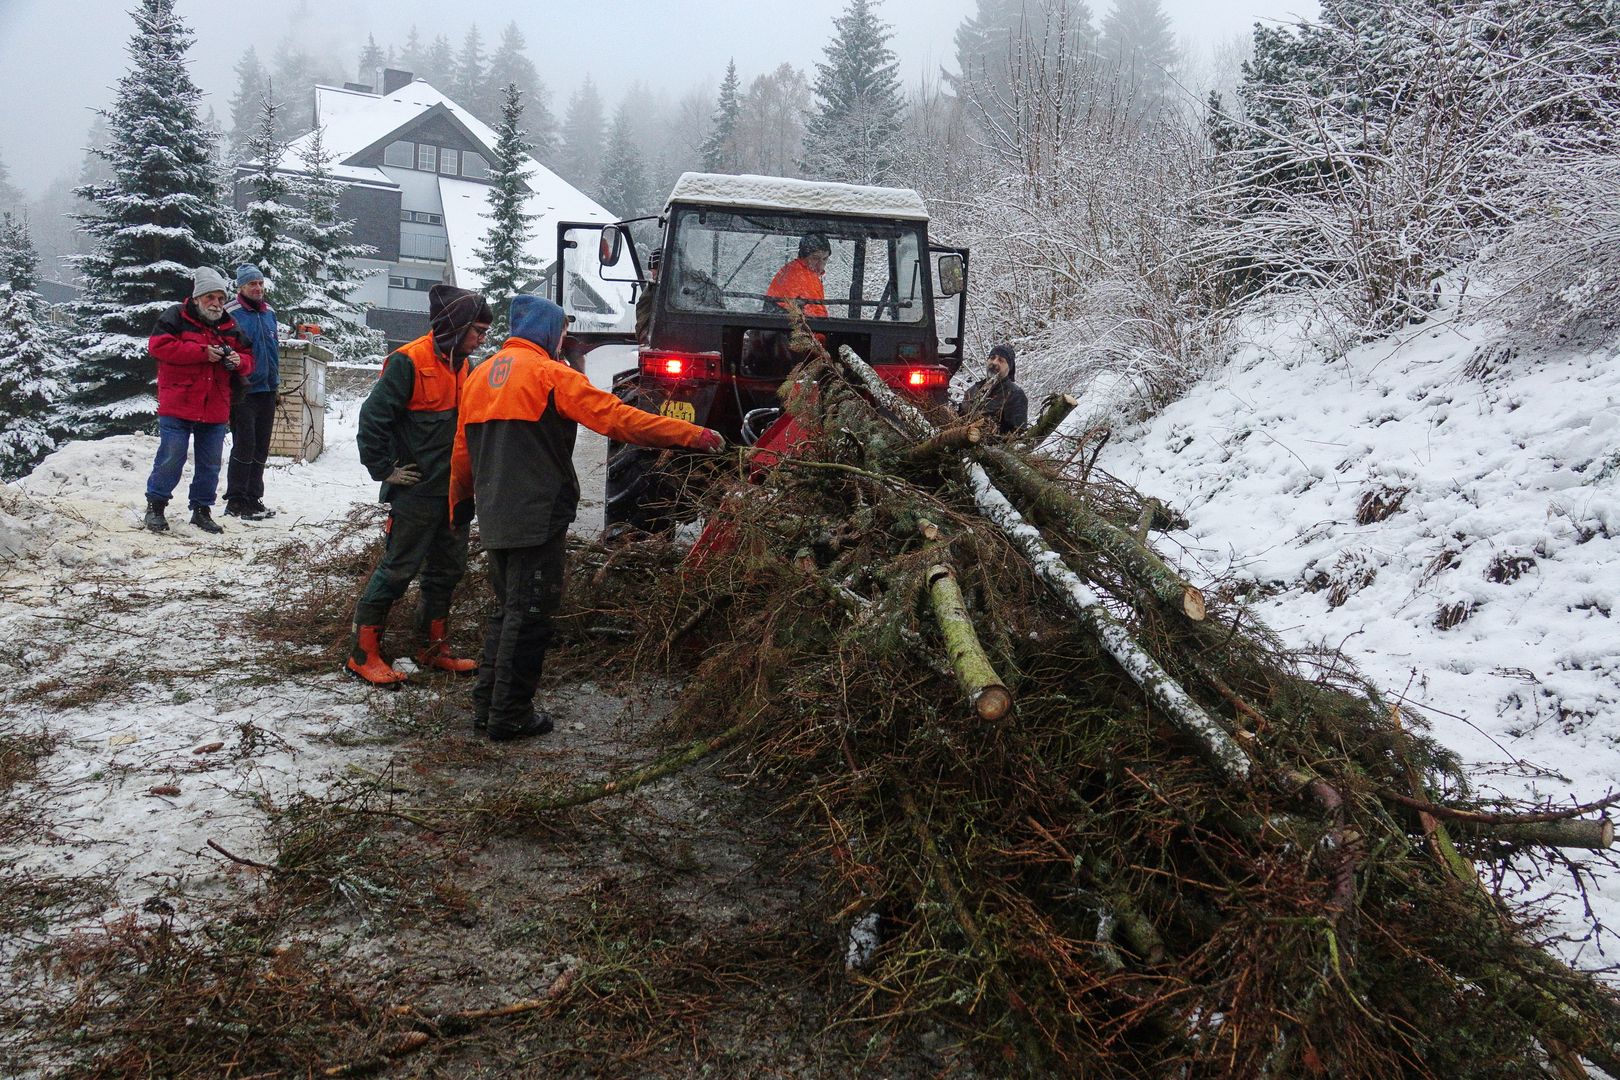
[296,80,505,170]
[666,172,930,221]
[438,174,626,308]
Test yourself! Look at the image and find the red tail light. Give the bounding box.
[878,364,950,394]
[641,350,721,380]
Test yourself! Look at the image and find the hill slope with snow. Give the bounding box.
[1092,302,1620,958]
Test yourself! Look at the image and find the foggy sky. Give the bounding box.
[0,0,1320,197]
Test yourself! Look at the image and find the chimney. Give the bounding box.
[343,82,374,93]
[381,69,414,95]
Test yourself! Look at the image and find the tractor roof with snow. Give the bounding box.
[553,171,969,531]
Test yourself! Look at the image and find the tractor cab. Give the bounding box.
[555,172,969,529]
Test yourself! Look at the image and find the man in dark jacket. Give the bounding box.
[143,267,255,535]
[345,284,491,687]
[958,342,1029,435]
[449,293,723,741]
[223,264,280,520]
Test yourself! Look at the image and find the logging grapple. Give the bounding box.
[553,172,969,533]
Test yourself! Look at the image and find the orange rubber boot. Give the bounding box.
[346,625,407,686]
[417,618,477,675]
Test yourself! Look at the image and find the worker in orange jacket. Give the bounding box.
[765,232,831,318]
[449,294,724,742]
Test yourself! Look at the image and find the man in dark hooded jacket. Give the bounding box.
[449,294,723,741]
[346,284,491,687]
[958,342,1029,435]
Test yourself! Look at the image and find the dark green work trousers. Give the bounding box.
[353,495,469,628]
[472,533,567,731]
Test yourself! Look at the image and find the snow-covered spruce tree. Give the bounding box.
[290,126,382,363]
[0,150,22,213]
[700,60,743,173]
[72,0,232,437]
[232,91,316,311]
[226,47,268,163]
[452,26,487,117]
[1098,0,1178,119]
[801,0,905,184]
[598,101,650,218]
[357,35,385,87]
[0,215,69,478]
[472,84,540,342]
[948,0,1097,137]
[422,34,454,88]
[485,23,557,162]
[558,77,607,195]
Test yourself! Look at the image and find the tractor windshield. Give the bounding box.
[666,208,928,324]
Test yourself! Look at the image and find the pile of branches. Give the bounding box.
[575,338,1620,1077]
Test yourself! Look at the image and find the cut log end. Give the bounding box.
[1181,587,1207,622]
[918,519,941,541]
[974,685,1013,722]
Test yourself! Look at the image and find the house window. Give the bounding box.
[460,152,489,179]
[416,144,437,171]
[389,274,438,291]
[400,210,444,225]
[383,140,413,167]
[439,148,458,174]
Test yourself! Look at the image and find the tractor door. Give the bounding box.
[554,221,640,364]
[929,246,969,373]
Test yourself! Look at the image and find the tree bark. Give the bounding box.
[1024,393,1079,444]
[925,564,1013,721]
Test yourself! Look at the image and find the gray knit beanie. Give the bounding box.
[191,266,232,299]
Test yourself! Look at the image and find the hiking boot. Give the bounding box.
[249,498,277,519]
[345,625,407,687]
[416,617,478,675]
[190,506,224,534]
[143,496,169,533]
[224,500,268,521]
[488,711,554,743]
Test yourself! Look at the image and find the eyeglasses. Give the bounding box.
[470,326,491,338]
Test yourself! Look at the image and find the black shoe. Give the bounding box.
[488,711,554,742]
[472,712,487,733]
[249,499,277,519]
[224,500,269,521]
[190,505,224,534]
[143,497,169,533]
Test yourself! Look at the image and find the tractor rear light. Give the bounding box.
[878,364,950,394]
[641,350,720,381]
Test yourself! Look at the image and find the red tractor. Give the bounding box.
[554,172,969,531]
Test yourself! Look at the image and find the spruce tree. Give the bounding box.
[233,92,316,312]
[0,215,67,478]
[270,38,320,142]
[226,47,268,161]
[452,25,487,115]
[1099,0,1178,114]
[399,26,425,74]
[357,34,385,87]
[423,34,455,88]
[700,60,743,173]
[73,0,232,436]
[0,149,22,213]
[801,0,905,184]
[559,77,607,195]
[472,84,541,341]
[598,100,650,217]
[486,24,557,161]
[291,126,382,361]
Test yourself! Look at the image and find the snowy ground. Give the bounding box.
[1089,300,1620,967]
[0,344,631,930]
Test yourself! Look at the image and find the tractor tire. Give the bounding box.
[604,443,677,534]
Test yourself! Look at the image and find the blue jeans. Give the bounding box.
[145,417,228,508]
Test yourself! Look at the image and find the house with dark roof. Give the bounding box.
[234,69,629,348]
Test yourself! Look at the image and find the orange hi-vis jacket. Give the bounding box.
[765,257,828,318]
[355,333,468,503]
[450,337,711,548]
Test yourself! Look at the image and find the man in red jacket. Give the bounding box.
[143,267,255,534]
[449,294,723,741]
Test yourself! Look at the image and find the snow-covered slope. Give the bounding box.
[1092,303,1620,957]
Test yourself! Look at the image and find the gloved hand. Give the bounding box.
[695,428,726,453]
[385,463,422,486]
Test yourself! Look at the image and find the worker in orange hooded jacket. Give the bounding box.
[450,294,723,742]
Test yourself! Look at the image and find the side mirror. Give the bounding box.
[599,226,624,268]
[937,253,964,298]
